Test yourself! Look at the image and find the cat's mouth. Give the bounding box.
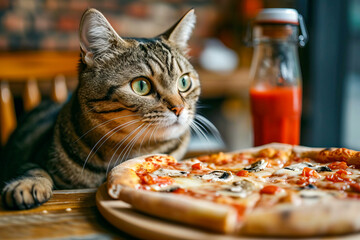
[144,109,190,126]
[167,109,189,126]
[150,110,191,140]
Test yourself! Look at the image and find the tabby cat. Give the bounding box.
[1,8,201,210]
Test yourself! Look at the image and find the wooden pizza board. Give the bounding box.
[96,183,360,240]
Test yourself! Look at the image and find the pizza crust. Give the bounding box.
[294,146,360,167]
[119,186,238,234]
[241,199,360,237]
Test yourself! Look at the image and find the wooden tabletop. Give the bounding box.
[0,188,135,240]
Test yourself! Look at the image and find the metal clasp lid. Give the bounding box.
[244,14,308,47]
[298,14,308,47]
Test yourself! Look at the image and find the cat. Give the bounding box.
[1,8,201,210]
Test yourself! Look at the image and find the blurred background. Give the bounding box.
[0,0,359,153]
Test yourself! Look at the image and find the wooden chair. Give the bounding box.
[0,51,79,146]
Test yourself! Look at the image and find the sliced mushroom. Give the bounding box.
[284,162,313,171]
[232,179,256,192]
[284,162,332,173]
[313,166,332,172]
[244,159,268,172]
[299,184,317,190]
[152,168,189,177]
[199,170,233,182]
[162,186,181,192]
[218,179,256,198]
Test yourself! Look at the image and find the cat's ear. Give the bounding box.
[160,9,196,53]
[79,8,127,66]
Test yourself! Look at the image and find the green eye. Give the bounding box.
[131,78,151,96]
[178,74,192,92]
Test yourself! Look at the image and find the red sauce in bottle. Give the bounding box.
[250,86,302,146]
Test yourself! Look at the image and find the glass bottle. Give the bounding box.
[248,8,308,146]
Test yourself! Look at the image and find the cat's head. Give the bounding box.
[77,8,200,142]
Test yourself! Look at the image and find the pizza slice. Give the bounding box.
[107,154,254,233]
[107,143,360,237]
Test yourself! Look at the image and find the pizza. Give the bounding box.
[107,143,360,237]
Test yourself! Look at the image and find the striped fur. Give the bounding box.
[1,8,200,209]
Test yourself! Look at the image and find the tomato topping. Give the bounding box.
[326,169,352,182]
[139,174,154,185]
[192,163,202,170]
[236,170,249,177]
[137,173,174,186]
[350,183,360,193]
[155,176,175,185]
[296,176,318,186]
[172,188,188,194]
[325,174,343,182]
[301,167,320,178]
[260,185,283,194]
[328,161,348,170]
[337,169,352,175]
[231,204,247,221]
[346,193,360,199]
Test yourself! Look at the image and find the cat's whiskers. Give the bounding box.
[196,102,209,109]
[195,114,224,145]
[74,114,139,143]
[193,119,211,140]
[146,120,159,144]
[159,118,168,140]
[116,124,149,167]
[86,119,140,161]
[188,113,214,144]
[82,119,140,173]
[152,122,163,144]
[186,112,208,142]
[190,120,209,143]
[137,123,153,155]
[106,123,145,174]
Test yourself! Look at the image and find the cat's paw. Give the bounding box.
[1,177,53,210]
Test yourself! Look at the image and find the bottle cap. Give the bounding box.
[256,8,299,25]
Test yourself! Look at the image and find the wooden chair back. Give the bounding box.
[0,51,79,146]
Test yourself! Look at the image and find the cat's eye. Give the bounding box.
[177,74,192,92]
[131,78,151,96]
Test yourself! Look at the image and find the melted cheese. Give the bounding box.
[174,177,205,188]
[217,189,248,198]
[300,189,330,199]
[273,168,302,177]
[273,162,320,177]
[151,168,189,177]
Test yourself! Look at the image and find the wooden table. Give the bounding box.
[0,188,134,240]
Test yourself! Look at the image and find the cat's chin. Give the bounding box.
[160,124,189,141]
[153,111,189,140]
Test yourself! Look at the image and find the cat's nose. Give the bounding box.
[170,106,184,116]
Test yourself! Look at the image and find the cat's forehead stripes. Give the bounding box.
[138,43,166,75]
[137,40,185,79]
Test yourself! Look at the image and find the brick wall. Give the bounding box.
[0,0,220,51]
